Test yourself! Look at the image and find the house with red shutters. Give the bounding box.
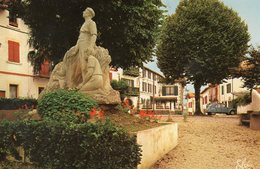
[186,85,218,114]
[0,8,49,98]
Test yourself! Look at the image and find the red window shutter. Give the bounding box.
[8,41,20,63]
[40,60,50,76]
[13,42,20,63]
[109,72,112,81]
[8,41,14,62]
[0,91,5,98]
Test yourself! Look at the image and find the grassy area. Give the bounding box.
[1,109,162,133]
[106,111,161,132]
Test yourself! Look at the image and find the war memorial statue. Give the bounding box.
[43,7,121,105]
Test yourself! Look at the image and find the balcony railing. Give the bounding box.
[126,87,139,96]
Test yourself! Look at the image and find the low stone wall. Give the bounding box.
[250,113,260,130]
[237,104,252,114]
[136,123,178,169]
[252,89,260,112]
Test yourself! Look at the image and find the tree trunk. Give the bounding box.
[194,82,203,115]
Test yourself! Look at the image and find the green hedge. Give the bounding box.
[38,89,97,123]
[0,120,141,169]
[0,98,37,110]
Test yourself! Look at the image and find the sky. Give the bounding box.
[145,0,260,92]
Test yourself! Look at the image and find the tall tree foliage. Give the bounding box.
[8,0,164,73]
[240,46,260,90]
[157,0,250,115]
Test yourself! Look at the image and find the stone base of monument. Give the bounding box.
[98,104,119,112]
[81,89,121,105]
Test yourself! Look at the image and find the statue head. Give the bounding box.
[83,7,95,18]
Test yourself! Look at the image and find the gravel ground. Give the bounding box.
[152,116,260,169]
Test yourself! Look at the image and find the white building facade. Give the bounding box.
[110,67,184,112]
[219,78,248,107]
[0,9,49,98]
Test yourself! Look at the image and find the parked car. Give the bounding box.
[206,103,236,115]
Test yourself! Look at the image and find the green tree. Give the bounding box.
[8,0,164,73]
[111,80,128,101]
[240,46,260,90]
[157,0,250,115]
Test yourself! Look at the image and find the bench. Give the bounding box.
[240,112,251,126]
[250,112,260,130]
[240,111,260,130]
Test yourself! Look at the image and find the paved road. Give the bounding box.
[151,116,260,169]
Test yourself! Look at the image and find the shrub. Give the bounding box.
[0,120,141,169]
[123,67,140,77]
[0,98,37,110]
[232,92,252,107]
[175,110,183,115]
[37,89,97,123]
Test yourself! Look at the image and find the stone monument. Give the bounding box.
[43,7,121,105]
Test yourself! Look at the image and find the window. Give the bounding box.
[154,85,156,94]
[9,84,18,98]
[9,10,18,27]
[153,74,157,81]
[221,86,224,95]
[227,83,231,93]
[205,96,208,104]
[163,86,178,96]
[0,91,6,98]
[38,87,44,95]
[148,84,153,93]
[8,41,20,63]
[148,71,151,79]
[122,78,134,87]
[142,69,146,78]
[174,86,178,95]
[162,86,166,95]
[142,82,147,92]
[165,87,173,95]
